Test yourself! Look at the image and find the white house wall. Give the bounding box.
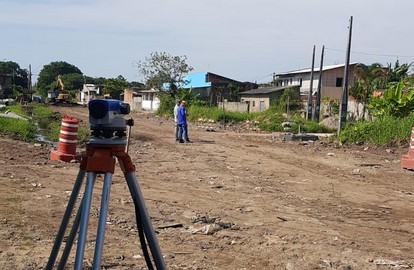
[280,73,321,96]
[142,99,160,111]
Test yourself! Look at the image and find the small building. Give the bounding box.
[178,72,258,104]
[273,63,358,100]
[123,87,160,111]
[80,84,102,104]
[239,85,300,112]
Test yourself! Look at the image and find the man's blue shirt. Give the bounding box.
[177,106,186,124]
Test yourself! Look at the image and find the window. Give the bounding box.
[252,101,256,107]
[336,77,343,87]
[299,78,303,87]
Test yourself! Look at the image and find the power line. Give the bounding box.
[325,47,414,58]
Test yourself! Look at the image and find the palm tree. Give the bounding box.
[387,60,412,83]
[354,63,388,118]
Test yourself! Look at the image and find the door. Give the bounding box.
[259,101,265,111]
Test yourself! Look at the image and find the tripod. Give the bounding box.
[46,134,166,269]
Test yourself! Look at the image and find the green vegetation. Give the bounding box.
[0,103,88,143]
[338,114,414,145]
[188,105,258,123]
[0,117,35,141]
[339,62,414,146]
[158,88,334,134]
[368,81,414,118]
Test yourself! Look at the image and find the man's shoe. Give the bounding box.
[179,140,184,143]
[185,140,192,143]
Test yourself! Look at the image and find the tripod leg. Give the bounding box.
[74,172,97,270]
[46,169,86,270]
[124,172,166,270]
[92,172,113,270]
[57,195,85,270]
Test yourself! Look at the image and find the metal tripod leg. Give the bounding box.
[57,195,85,270]
[74,171,97,270]
[46,169,86,270]
[53,172,113,270]
[92,172,113,270]
[124,171,167,270]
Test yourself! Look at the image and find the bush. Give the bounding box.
[338,113,414,145]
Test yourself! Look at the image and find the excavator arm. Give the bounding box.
[57,75,65,91]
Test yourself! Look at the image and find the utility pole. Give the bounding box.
[306,45,316,121]
[339,16,353,132]
[28,64,32,100]
[314,45,324,122]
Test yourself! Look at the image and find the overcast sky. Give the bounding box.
[1,0,414,84]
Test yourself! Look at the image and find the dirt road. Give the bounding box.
[1,106,413,269]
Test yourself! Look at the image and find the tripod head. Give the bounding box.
[88,99,133,144]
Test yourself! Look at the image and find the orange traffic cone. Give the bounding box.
[401,126,414,170]
[50,115,82,162]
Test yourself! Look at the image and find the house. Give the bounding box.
[239,85,300,112]
[123,87,160,111]
[179,72,258,104]
[273,63,358,100]
[79,84,102,104]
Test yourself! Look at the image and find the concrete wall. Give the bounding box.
[142,99,160,111]
[129,96,142,111]
[306,99,368,121]
[123,89,135,103]
[217,101,249,112]
[241,96,270,112]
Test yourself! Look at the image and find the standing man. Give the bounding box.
[173,99,181,142]
[177,100,191,143]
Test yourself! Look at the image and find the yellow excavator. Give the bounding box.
[48,75,70,104]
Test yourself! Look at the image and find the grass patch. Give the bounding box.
[338,114,414,145]
[0,103,88,143]
[0,117,36,140]
[0,105,26,116]
[186,105,334,134]
[188,106,258,122]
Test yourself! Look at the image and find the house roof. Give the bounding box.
[275,62,359,76]
[239,86,292,95]
[163,71,246,89]
[82,84,99,92]
[183,72,212,88]
[128,87,158,94]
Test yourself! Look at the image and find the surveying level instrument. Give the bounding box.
[46,99,166,270]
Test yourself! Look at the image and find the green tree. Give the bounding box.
[387,60,411,83]
[91,77,107,85]
[59,73,84,91]
[209,84,243,105]
[37,61,82,97]
[0,61,28,98]
[368,80,414,118]
[135,51,193,98]
[129,81,145,88]
[104,75,129,99]
[354,63,388,118]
